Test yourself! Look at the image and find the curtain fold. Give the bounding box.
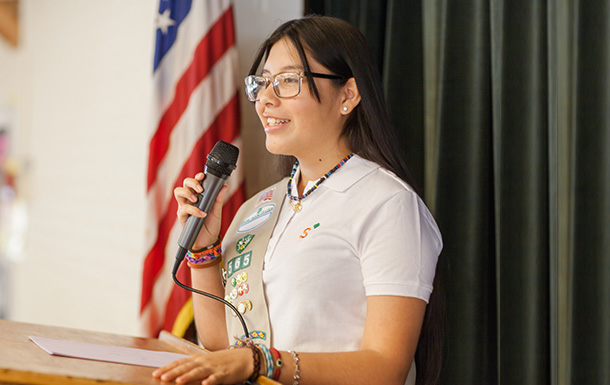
[434,1,498,383]
[570,0,610,383]
[490,1,550,384]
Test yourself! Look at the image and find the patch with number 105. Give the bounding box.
[226,251,252,278]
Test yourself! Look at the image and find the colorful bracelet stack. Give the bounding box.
[185,237,222,268]
[229,338,284,382]
[257,343,274,379]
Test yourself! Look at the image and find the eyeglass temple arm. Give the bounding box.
[306,72,346,80]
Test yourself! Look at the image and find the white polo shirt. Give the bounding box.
[261,155,442,354]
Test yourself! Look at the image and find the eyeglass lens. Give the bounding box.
[244,73,302,101]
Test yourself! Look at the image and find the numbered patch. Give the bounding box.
[226,251,252,278]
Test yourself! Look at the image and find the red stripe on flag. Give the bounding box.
[141,95,241,312]
[161,185,245,335]
[147,7,236,191]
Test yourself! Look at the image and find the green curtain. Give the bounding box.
[307,0,610,384]
[307,0,426,191]
[570,0,610,383]
[434,0,500,383]
[491,1,550,383]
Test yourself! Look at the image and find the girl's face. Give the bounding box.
[254,38,349,163]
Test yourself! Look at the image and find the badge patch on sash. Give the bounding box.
[226,251,252,277]
[236,234,255,253]
[257,188,275,204]
[237,204,275,233]
[234,330,267,344]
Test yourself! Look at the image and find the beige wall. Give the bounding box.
[0,0,301,336]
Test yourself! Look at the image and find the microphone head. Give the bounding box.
[205,141,239,177]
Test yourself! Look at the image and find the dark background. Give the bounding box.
[307,1,610,384]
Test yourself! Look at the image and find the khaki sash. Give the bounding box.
[221,178,288,347]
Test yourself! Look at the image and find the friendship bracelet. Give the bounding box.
[186,257,222,269]
[229,338,261,382]
[185,239,222,267]
[256,343,274,379]
[270,347,283,381]
[288,350,301,385]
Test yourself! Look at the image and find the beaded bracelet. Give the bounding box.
[288,350,301,385]
[186,237,222,268]
[256,343,274,379]
[270,347,283,381]
[186,256,222,269]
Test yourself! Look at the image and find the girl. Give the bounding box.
[154,15,442,385]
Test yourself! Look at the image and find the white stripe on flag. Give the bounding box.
[145,47,239,252]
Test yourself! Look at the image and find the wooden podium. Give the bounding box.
[0,319,279,385]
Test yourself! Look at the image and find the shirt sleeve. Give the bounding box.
[358,189,443,303]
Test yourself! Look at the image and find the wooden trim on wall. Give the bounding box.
[0,0,19,47]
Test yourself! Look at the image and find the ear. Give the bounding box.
[340,77,361,115]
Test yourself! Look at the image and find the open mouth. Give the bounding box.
[266,117,290,126]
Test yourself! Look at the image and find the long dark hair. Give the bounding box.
[248,16,417,188]
[249,15,444,385]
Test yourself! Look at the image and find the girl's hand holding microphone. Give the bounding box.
[173,171,229,251]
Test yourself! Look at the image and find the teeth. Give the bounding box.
[267,117,289,126]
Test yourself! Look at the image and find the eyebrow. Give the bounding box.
[261,65,304,75]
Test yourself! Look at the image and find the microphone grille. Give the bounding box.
[206,141,239,177]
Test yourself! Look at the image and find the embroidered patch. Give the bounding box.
[257,188,275,204]
[237,204,275,233]
[236,234,255,253]
[235,330,267,343]
[299,223,321,238]
[226,251,252,277]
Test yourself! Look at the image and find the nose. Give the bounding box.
[257,80,278,105]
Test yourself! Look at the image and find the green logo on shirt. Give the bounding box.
[299,223,321,239]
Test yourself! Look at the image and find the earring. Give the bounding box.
[342,106,348,112]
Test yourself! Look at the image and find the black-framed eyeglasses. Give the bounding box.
[244,71,346,102]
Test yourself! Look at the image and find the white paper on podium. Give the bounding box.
[29,335,190,368]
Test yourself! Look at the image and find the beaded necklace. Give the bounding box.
[286,153,355,212]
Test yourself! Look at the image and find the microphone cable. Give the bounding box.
[172,247,250,339]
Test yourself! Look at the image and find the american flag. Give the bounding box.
[141,0,245,338]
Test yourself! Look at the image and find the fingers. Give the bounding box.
[174,173,206,220]
[209,184,229,215]
[153,357,225,385]
[174,175,229,219]
[152,348,252,385]
[153,358,205,383]
[151,358,184,381]
[201,373,222,385]
[184,173,204,193]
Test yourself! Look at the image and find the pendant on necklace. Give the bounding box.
[290,201,303,212]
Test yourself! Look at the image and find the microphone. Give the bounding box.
[171,141,250,338]
[173,140,239,270]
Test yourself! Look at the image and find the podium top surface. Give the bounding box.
[0,319,198,385]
